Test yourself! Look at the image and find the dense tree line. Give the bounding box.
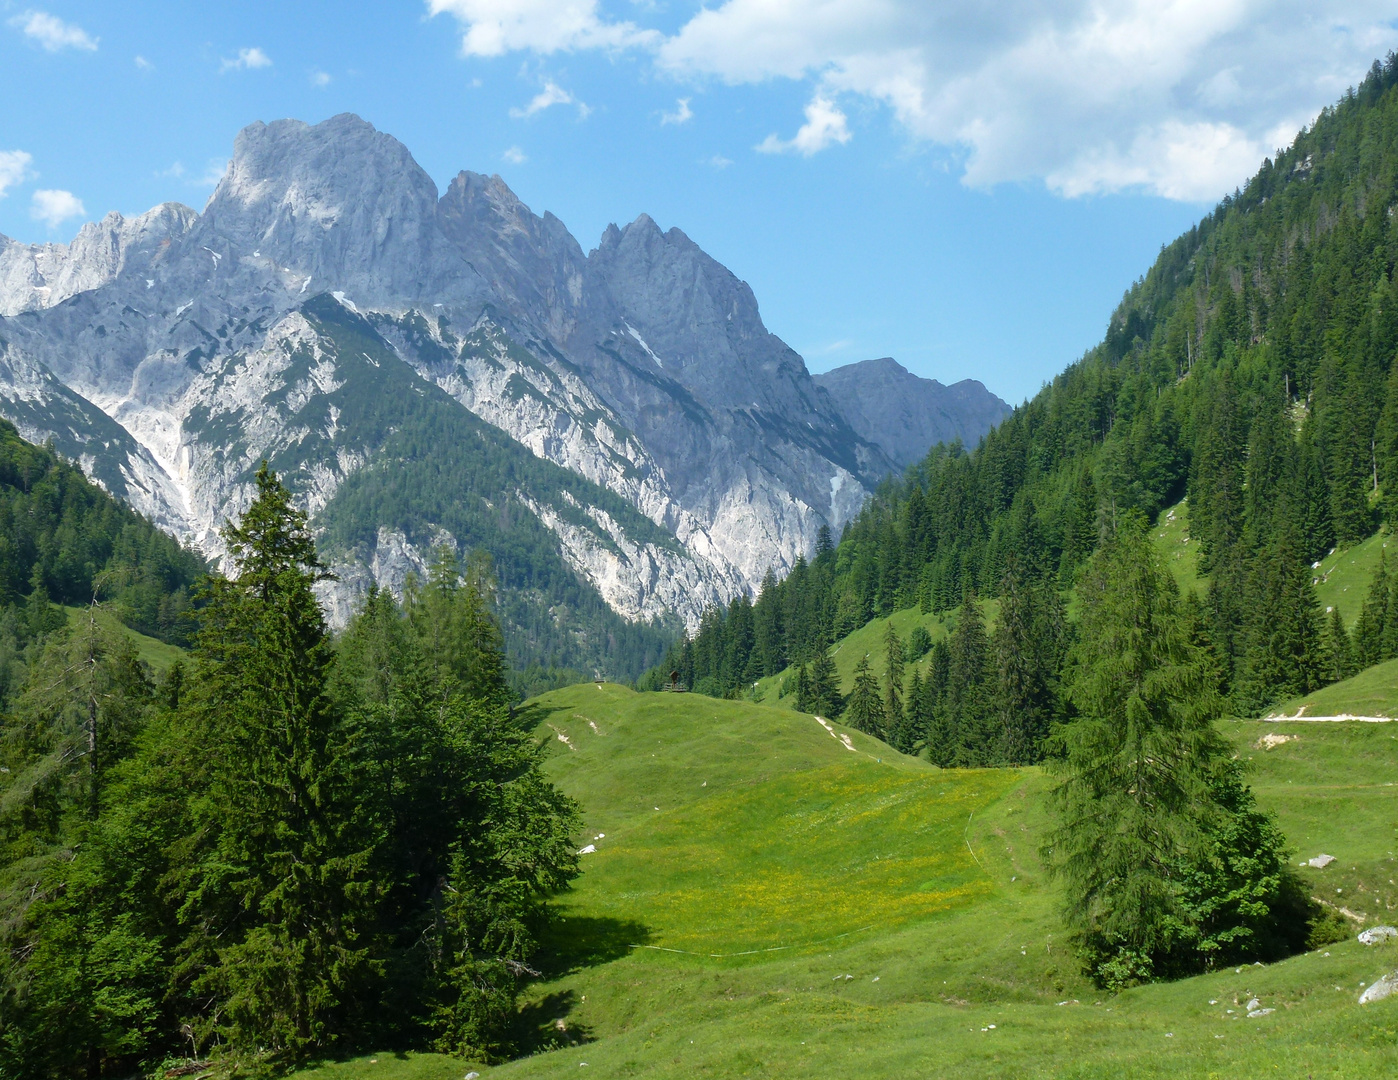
[0,418,203,646]
[0,466,580,1077]
[647,54,1398,760]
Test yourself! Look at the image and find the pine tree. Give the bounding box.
[843,656,884,738]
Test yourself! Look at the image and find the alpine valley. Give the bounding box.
[0,114,1008,681]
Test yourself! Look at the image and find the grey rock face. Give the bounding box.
[0,113,1001,642]
[0,203,196,316]
[813,357,1011,470]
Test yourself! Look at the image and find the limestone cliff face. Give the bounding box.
[0,113,1000,641]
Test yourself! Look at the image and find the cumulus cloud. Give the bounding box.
[427,0,658,57]
[510,79,587,117]
[310,69,332,87]
[220,47,272,73]
[503,145,528,163]
[661,97,693,125]
[705,154,734,168]
[433,0,1398,203]
[30,189,85,229]
[756,94,851,155]
[0,150,34,199]
[8,10,97,52]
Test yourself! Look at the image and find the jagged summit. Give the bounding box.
[0,112,1007,672]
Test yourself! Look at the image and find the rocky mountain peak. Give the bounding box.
[201,113,469,309]
[437,170,585,338]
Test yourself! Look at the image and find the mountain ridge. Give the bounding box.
[0,113,1008,674]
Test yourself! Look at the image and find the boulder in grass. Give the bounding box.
[1359,926,1398,945]
[1359,972,1398,1004]
[1309,854,1336,868]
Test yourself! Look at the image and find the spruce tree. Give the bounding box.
[1045,524,1290,987]
[1237,530,1325,713]
[843,656,884,738]
[1354,551,1390,666]
[173,464,379,1057]
[882,624,904,736]
[895,669,925,753]
[803,648,843,718]
[1325,606,1356,683]
[994,567,1063,765]
[944,592,993,766]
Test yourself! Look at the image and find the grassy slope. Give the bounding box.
[61,604,183,673]
[1150,498,1392,630]
[1270,657,1398,719]
[302,686,1398,1079]
[752,602,1002,710]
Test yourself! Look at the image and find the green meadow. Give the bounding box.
[293,682,1398,1079]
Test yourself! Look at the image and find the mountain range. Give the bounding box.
[0,114,1007,676]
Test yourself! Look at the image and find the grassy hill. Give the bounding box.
[292,683,1398,1079]
[61,604,184,674]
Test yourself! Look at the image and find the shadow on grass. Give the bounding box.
[513,699,572,735]
[511,989,593,1055]
[534,912,653,978]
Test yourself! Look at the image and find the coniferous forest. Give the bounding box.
[649,55,1398,759]
[0,466,579,1073]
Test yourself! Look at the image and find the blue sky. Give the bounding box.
[2,2,1396,403]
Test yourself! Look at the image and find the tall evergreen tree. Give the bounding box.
[171,463,379,1057]
[1353,551,1390,666]
[843,656,884,738]
[1325,605,1356,683]
[1045,525,1291,987]
[943,592,994,766]
[882,624,904,737]
[994,566,1064,765]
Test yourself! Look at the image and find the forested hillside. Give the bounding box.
[654,55,1398,753]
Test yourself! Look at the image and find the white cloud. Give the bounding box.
[134,55,152,70]
[705,154,734,169]
[510,79,587,118]
[8,10,97,52]
[199,159,230,187]
[756,94,850,156]
[220,47,272,73]
[311,69,332,87]
[661,97,693,125]
[427,0,658,57]
[30,189,85,229]
[436,0,1398,203]
[503,145,528,164]
[0,150,34,199]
